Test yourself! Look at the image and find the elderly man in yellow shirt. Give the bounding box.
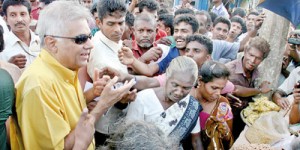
[9,1,135,150]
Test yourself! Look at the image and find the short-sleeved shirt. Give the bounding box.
[211,3,230,18]
[87,31,128,79]
[158,47,180,74]
[212,40,239,64]
[0,30,40,69]
[10,49,94,150]
[278,67,300,95]
[226,57,259,104]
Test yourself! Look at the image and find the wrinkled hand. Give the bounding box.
[119,89,137,104]
[275,98,290,110]
[97,76,136,109]
[140,47,162,63]
[259,81,272,94]
[254,13,266,30]
[74,108,95,150]
[8,54,27,68]
[118,47,135,66]
[226,93,242,108]
[155,37,172,46]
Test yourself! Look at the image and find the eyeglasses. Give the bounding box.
[45,33,92,44]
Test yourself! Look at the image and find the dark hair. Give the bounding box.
[158,14,174,35]
[208,12,218,23]
[97,0,127,21]
[230,16,247,33]
[248,11,259,17]
[39,0,55,5]
[213,16,231,30]
[0,25,4,52]
[138,0,159,13]
[186,34,213,55]
[2,0,31,16]
[195,10,212,27]
[157,8,169,16]
[174,8,195,17]
[90,3,97,15]
[174,15,199,33]
[199,61,230,83]
[245,36,270,59]
[125,11,135,27]
[232,7,246,18]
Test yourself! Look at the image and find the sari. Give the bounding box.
[200,96,234,150]
[126,89,202,141]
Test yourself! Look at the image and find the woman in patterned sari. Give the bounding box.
[126,56,204,149]
[191,61,234,150]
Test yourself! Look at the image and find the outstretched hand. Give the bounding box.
[118,47,135,66]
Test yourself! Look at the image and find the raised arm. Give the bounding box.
[118,47,159,76]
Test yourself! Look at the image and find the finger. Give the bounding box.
[106,76,119,88]
[116,78,136,93]
[93,68,100,81]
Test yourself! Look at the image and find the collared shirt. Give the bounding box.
[212,40,239,64]
[278,67,300,95]
[10,49,94,150]
[226,57,259,105]
[226,57,259,88]
[0,30,40,68]
[87,31,128,79]
[131,40,149,59]
[211,3,230,18]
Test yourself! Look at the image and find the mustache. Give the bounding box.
[15,22,26,27]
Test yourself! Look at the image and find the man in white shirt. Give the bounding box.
[0,0,40,69]
[87,0,128,79]
[211,0,229,18]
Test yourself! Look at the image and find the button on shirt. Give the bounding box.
[87,31,128,79]
[211,3,230,18]
[0,31,40,68]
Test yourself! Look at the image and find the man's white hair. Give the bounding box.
[36,0,93,46]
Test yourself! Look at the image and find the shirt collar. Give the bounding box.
[212,3,224,11]
[98,31,122,53]
[6,30,40,47]
[39,49,77,84]
[235,57,259,78]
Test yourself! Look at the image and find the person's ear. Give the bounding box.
[196,76,203,88]
[44,36,58,53]
[206,55,211,61]
[96,18,102,29]
[166,27,171,35]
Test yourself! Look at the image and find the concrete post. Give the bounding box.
[256,9,290,97]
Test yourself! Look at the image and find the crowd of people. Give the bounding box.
[0,0,299,149]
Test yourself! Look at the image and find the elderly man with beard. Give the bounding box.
[118,15,199,77]
[125,14,169,64]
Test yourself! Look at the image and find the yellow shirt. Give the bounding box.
[10,49,94,150]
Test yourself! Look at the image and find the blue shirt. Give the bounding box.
[212,40,240,64]
[158,47,180,74]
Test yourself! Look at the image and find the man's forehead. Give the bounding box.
[175,22,192,29]
[103,13,125,22]
[215,22,229,29]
